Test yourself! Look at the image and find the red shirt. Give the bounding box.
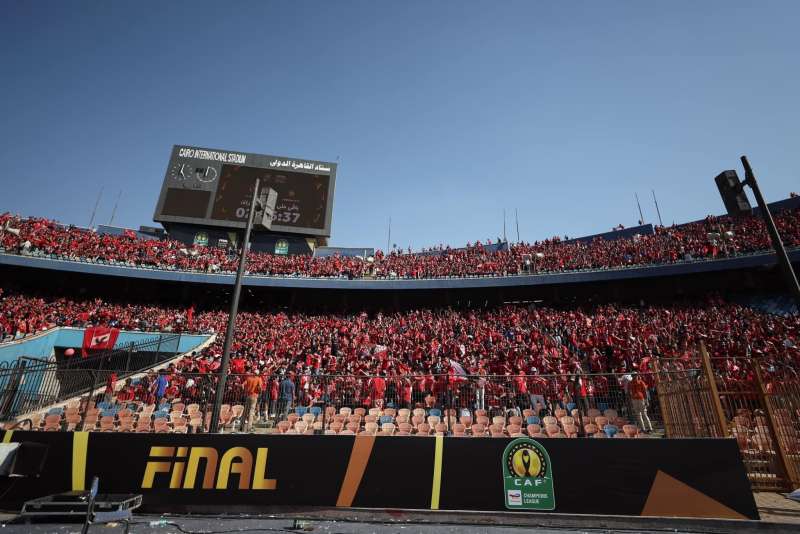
[629,379,647,400]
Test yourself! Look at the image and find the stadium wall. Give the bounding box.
[1,248,798,291]
[0,432,758,520]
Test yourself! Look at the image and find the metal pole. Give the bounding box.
[387,217,391,255]
[515,208,520,243]
[88,186,104,228]
[503,209,507,243]
[651,190,663,227]
[752,361,794,489]
[210,178,261,433]
[319,376,327,435]
[108,189,122,225]
[740,156,800,306]
[699,342,728,437]
[635,193,645,225]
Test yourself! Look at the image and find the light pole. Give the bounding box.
[740,156,800,306]
[210,178,261,433]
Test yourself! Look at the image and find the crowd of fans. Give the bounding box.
[1,204,799,279]
[3,288,798,413]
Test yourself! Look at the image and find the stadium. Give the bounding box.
[0,143,798,530]
[2,3,800,533]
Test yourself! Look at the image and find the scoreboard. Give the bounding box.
[153,145,337,237]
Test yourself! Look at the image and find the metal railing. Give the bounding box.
[20,370,667,437]
[654,344,800,491]
[2,245,798,282]
[0,333,182,420]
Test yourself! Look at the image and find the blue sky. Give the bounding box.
[1,1,798,250]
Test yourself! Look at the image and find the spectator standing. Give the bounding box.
[242,371,263,432]
[474,369,487,411]
[154,370,169,404]
[278,373,295,417]
[629,373,653,433]
[104,372,117,403]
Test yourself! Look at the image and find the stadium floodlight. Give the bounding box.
[209,178,262,433]
[738,156,800,306]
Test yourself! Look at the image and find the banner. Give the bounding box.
[0,432,759,520]
[81,326,120,357]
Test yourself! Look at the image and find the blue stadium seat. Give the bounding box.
[526,415,540,425]
[603,424,618,438]
[309,406,321,417]
[48,407,64,415]
[295,406,308,416]
[428,408,441,417]
[379,415,393,425]
[566,402,576,412]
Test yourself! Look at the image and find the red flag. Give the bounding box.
[82,326,120,357]
[187,305,195,328]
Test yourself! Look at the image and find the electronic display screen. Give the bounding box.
[211,165,330,229]
[153,146,336,237]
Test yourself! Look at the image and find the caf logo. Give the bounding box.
[507,443,546,478]
[501,437,555,510]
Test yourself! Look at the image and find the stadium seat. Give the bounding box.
[603,424,618,438]
[623,424,639,437]
[489,425,506,438]
[328,421,343,432]
[545,424,561,437]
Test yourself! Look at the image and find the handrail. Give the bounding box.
[2,246,797,282]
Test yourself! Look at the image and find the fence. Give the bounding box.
[49,370,666,437]
[655,344,800,491]
[0,333,182,420]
